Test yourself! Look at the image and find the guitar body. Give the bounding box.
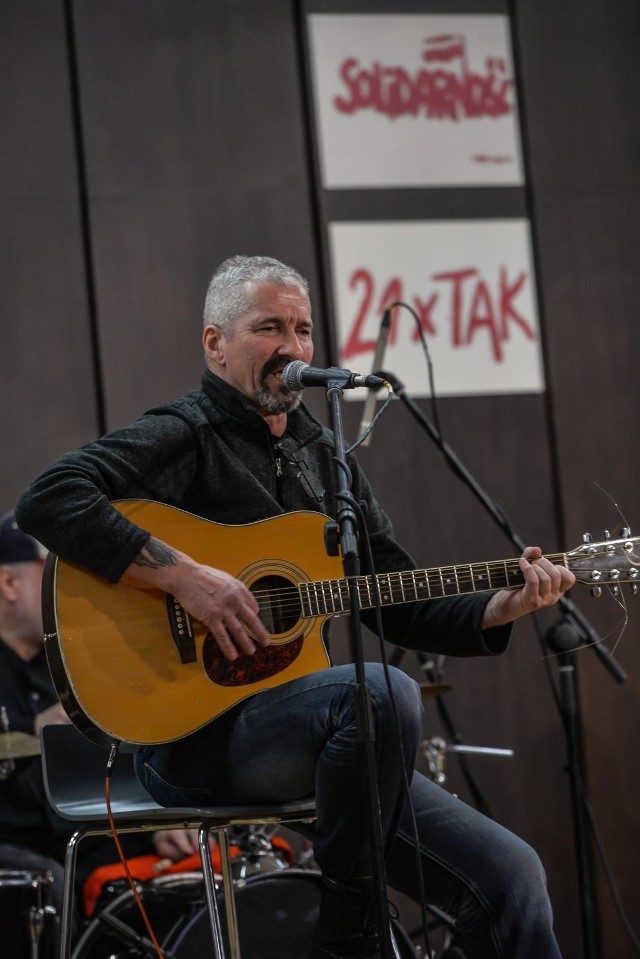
[44,501,339,745]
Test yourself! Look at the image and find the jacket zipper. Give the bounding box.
[273,442,284,504]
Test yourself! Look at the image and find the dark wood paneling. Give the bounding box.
[513,1,640,955]
[2,1,637,955]
[0,0,99,507]
[70,0,324,429]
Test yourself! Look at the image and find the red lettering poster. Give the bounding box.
[329,220,544,397]
[307,14,523,188]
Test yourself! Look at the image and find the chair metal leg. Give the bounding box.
[198,823,230,959]
[60,829,84,959]
[216,828,242,959]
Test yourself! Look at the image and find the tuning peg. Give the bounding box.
[591,586,603,598]
[631,583,638,596]
[582,532,593,543]
[611,585,620,596]
[604,530,611,539]
[620,527,631,538]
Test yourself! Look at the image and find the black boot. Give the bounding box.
[311,876,381,959]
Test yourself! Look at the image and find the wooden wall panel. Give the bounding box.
[0,0,99,507]
[513,1,640,955]
[1,0,637,955]
[69,0,325,430]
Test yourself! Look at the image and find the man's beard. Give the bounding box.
[254,358,303,414]
[255,386,302,414]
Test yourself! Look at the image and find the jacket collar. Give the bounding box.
[200,369,324,449]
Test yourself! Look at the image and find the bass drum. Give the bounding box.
[72,869,416,959]
[71,872,205,959]
[170,869,416,959]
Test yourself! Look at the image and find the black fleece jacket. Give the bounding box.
[16,370,509,657]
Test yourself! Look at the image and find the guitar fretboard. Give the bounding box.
[299,555,565,618]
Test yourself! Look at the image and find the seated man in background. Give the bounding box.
[0,511,200,955]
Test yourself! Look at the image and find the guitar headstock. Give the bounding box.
[566,528,640,595]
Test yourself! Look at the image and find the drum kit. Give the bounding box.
[57,830,415,959]
[0,799,414,959]
[0,683,510,959]
[0,868,56,959]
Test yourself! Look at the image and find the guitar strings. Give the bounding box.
[238,543,627,624]
[244,554,567,617]
[243,546,636,619]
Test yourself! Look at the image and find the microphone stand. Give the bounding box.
[376,369,627,959]
[324,381,393,959]
[545,618,601,959]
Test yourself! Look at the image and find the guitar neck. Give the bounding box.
[299,552,567,617]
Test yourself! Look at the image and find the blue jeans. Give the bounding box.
[135,663,562,958]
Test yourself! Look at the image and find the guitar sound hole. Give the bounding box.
[253,575,301,636]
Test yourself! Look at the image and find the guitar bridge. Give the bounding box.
[166,595,197,664]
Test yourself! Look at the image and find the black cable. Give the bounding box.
[62,0,107,437]
[337,490,439,959]
[376,300,500,823]
[346,385,396,456]
[386,301,442,440]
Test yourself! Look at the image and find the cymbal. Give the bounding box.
[0,731,40,760]
[418,682,452,700]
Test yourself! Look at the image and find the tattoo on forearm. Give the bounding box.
[134,538,179,570]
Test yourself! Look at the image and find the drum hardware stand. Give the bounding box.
[26,876,57,959]
[95,909,177,959]
[421,736,514,787]
[324,381,394,959]
[0,868,56,959]
[375,370,628,958]
[388,647,497,821]
[228,826,290,880]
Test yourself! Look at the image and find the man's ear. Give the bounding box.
[203,324,226,367]
[0,566,18,603]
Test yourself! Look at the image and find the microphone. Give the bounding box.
[357,307,392,446]
[282,361,386,391]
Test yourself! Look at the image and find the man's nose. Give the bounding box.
[278,329,306,357]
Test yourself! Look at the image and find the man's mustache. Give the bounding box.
[262,357,296,382]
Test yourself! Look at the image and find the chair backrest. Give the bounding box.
[39,723,161,821]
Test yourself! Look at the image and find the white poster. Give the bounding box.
[329,219,544,398]
[307,14,523,188]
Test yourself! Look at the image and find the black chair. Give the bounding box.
[39,724,316,959]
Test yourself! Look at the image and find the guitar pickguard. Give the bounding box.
[201,633,304,687]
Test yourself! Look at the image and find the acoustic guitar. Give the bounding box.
[42,499,639,746]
